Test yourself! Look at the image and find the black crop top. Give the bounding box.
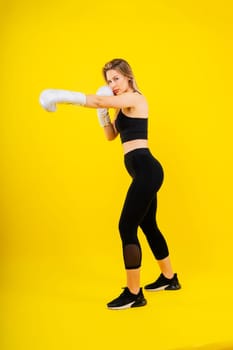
[115,110,148,143]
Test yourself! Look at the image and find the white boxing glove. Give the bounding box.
[96,86,113,127]
[96,86,113,97]
[39,89,87,112]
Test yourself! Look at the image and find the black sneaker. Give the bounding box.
[144,273,181,291]
[107,287,147,310]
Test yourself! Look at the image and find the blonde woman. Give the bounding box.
[40,58,181,310]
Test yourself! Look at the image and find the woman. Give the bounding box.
[39,58,181,310]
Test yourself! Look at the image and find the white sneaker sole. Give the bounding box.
[107,301,136,310]
[145,284,169,292]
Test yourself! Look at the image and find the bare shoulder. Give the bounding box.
[134,91,148,105]
[123,92,148,117]
[125,91,148,106]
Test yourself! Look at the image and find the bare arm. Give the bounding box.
[102,123,117,141]
[39,89,144,141]
[87,93,146,141]
[102,118,119,141]
[85,92,142,109]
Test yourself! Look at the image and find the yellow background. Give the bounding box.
[1,0,233,349]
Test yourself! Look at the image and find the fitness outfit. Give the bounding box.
[115,110,169,269]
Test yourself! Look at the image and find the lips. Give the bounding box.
[113,89,119,94]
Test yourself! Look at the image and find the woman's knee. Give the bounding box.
[118,217,138,244]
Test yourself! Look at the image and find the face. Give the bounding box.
[106,69,131,95]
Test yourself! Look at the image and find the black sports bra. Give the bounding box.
[115,110,148,143]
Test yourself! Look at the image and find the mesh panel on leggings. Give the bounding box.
[123,244,142,269]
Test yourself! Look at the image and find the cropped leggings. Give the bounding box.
[119,148,169,269]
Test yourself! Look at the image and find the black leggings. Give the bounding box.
[119,148,169,269]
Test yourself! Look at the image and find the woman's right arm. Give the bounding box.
[102,107,119,141]
[102,119,118,141]
[38,89,134,142]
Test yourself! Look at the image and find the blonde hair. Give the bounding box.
[102,58,140,92]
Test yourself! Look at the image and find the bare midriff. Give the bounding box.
[122,139,148,155]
